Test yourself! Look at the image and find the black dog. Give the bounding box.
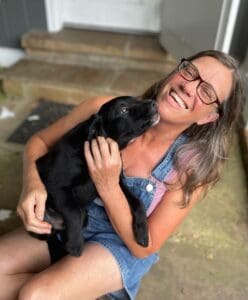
[34,96,158,256]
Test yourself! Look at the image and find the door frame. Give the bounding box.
[44,0,63,32]
[214,0,240,52]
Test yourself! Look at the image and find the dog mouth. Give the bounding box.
[138,111,159,131]
[127,137,136,145]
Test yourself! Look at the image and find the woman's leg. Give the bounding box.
[19,242,124,300]
[0,227,51,300]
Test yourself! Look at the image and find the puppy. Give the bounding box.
[34,96,158,256]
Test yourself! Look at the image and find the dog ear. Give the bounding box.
[87,114,107,140]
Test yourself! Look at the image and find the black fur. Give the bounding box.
[34,96,158,256]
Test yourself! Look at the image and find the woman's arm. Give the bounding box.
[84,136,203,258]
[102,182,202,258]
[17,95,114,233]
[36,95,114,148]
[145,185,203,255]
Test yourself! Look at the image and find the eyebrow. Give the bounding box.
[192,62,221,101]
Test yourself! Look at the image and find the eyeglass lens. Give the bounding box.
[179,60,218,104]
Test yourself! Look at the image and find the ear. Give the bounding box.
[196,111,219,125]
[87,114,106,140]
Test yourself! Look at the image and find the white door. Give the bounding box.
[56,0,161,33]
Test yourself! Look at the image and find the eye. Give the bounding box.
[184,66,197,79]
[200,82,216,101]
[180,61,198,80]
[120,106,128,115]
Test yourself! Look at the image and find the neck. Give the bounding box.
[143,121,189,144]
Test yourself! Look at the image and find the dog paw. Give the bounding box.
[137,234,149,247]
[65,241,84,257]
[133,222,149,247]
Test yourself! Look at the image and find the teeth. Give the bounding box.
[170,91,187,109]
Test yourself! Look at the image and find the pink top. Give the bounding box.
[146,169,176,216]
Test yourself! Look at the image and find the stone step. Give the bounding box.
[22,28,176,72]
[1,58,171,103]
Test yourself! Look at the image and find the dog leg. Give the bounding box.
[120,183,149,247]
[72,181,98,207]
[51,189,86,256]
[63,208,87,256]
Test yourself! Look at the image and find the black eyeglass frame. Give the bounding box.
[178,58,221,107]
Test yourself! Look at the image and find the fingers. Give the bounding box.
[84,140,95,170]
[84,137,122,196]
[84,137,106,167]
[97,136,111,160]
[91,138,102,166]
[106,137,121,161]
[35,200,45,221]
[17,194,52,234]
[84,137,120,165]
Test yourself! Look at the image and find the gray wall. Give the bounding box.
[159,0,224,59]
[159,0,248,62]
[0,0,47,48]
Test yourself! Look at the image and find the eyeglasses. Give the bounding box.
[178,59,221,107]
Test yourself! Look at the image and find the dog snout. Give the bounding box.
[151,99,158,112]
[143,98,158,114]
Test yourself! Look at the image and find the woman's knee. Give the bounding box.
[0,240,16,274]
[0,228,51,275]
[18,280,60,300]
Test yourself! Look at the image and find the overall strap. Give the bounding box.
[151,134,188,182]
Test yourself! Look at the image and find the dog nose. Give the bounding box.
[143,98,157,113]
[152,100,157,108]
[150,99,158,111]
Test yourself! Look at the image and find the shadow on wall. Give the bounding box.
[230,0,248,63]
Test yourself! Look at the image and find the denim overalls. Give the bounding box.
[82,134,187,300]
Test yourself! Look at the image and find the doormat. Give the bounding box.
[7,100,75,144]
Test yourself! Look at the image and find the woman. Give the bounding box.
[0,50,243,300]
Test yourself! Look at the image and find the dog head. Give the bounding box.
[87,96,159,148]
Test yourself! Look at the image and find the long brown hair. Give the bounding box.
[141,50,244,207]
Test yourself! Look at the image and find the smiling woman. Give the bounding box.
[141,49,243,207]
[0,50,244,300]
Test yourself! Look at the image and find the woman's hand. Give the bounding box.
[84,136,122,199]
[17,178,52,234]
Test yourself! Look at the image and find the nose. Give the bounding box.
[179,80,199,98]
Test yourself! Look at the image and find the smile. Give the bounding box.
[169,89,188,109]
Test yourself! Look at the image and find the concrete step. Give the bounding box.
[22,28,176,72]
[0,58,171,103]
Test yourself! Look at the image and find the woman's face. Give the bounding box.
[157,56,233,126]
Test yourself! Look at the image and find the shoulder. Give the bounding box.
[76,95,115,112]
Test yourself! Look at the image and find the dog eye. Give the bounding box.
[120,106,128,115]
